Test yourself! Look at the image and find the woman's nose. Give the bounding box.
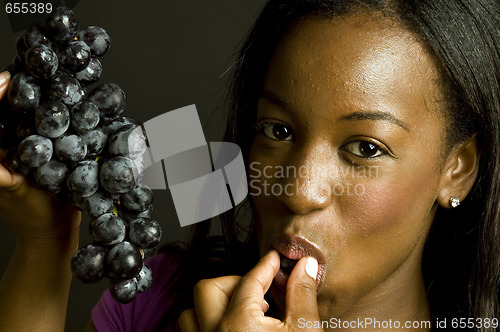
[276,144,336,215]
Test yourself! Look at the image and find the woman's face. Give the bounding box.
[248,12,447,320]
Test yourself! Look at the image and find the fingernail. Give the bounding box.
[263,299,269,313]
[0,71,11,88]
[305,257,318,279]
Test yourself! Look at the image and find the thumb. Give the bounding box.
[285,257,321,326]
[0,71,11,100]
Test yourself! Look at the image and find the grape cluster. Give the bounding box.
[0,7,162,303]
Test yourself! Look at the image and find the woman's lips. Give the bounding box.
[270,234,327,294]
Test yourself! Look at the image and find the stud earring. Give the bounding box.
[449,197,460,208]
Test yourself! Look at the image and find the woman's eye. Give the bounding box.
[343,140,386,158]
[254,122,294,141]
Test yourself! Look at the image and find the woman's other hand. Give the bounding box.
[179,250,323,332]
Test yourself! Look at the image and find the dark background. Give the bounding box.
[0,1,267,330]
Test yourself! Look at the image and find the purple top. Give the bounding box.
[92,252,185,332]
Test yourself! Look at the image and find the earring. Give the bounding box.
[449,197,460,208]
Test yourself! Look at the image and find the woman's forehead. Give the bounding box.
[263,13,444,126]
[271,14,435,86]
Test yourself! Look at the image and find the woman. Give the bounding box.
[0,0,499,331]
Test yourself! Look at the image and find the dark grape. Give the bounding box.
[120,184,153,212]
[2,148,31,175]
[119,205,153,224]
[109,278,137,304]
[45,6,79,42]
[72,193,87,211]
[57,40,91,73]
[70,243,107,283]
[142,247,156,260]
[131,155,146,183]
[16,116,37,140]
[35,101,70,138]
[47,71,84,106]
[18,134,52,168]
[128,218,162,249]
[54,133,87,163]
[77,26,111,57]
[100,156,136,194]
[101,116,140,136]
[87,83,126,120]
[89,213,126,245]
[106,242,142,279]
[135,263,153,293]
[12,54,23,65]
[25,44,58,80]
[15,33,28,63]
[108,124,147,160]
[66,160,99,197]
[81,84,88,96]
[35,159,69,193]
[80,128,107,157]
[70,100,99,133]
[23,24,51,48]
[85,191,114,219]
[7,72,42,112]
[74,58,102,85]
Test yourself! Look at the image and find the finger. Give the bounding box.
[178,308,201,332]
[193,276,240,332]
[263,299,270,313]
[285,257,321,325]
[0,71,11,100]
[0,71,16,188]
[0,149,23,190]
[226,250,280,316]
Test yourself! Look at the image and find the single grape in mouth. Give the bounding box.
[279,253,299,275]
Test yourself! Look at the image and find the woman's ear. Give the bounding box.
[437,134,481,209]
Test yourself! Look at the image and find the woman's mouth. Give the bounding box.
[279,253,299,275]
[270,234,327,295]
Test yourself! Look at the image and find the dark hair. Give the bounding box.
[183,0,500,328]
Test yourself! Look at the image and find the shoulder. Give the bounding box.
[92,247,189,332]
[147,247,186,286]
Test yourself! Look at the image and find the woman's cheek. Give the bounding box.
[340,182,410,235]
[339,167,438,237]
[247,159,277,239]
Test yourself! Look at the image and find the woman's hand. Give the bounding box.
[0,71,81,247]
[0,70,81,331]
[179,250,323,332]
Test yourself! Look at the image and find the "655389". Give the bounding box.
[5,2,53,14]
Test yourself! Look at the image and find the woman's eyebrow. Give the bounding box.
[339,111,410,131]
[261,89,293,112]
[261,89,410,132]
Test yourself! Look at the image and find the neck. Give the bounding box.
[333,251,432,331]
